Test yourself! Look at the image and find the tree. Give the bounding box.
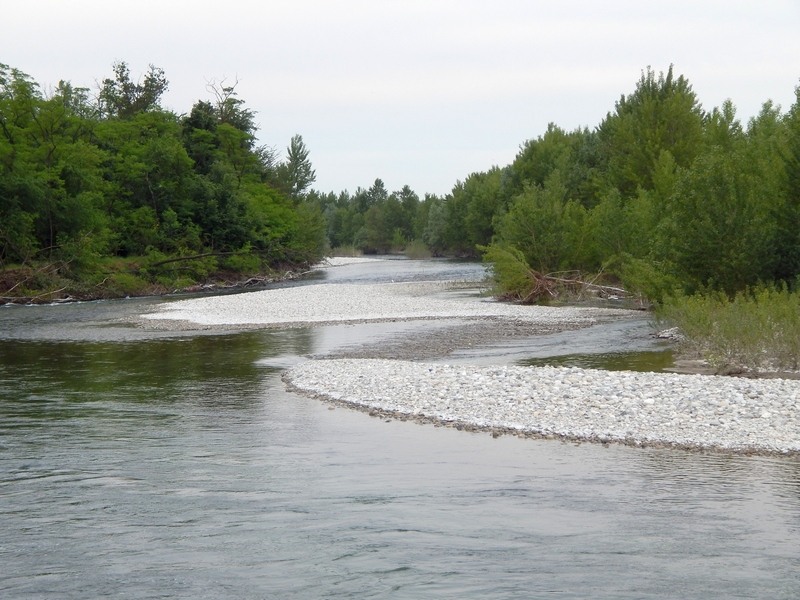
[511,123,572,190]
[461,167,504,249]
[98,62,168,118]
[422,196,447,254]
[393,184,420,240]
[277,134,316,199]
[0,64,45,263]
[658,143,778,294]
[367,178,388,205]
[207,78,257,135]
[493,169,587,273]
[776,83,800,282]
[597,65,704,197]
[182,100,219,175]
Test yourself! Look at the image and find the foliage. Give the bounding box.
[480,244,536,301]
[275,134,316,199]
[308,179,429,255]
[0,62,327,302]
[5,60,799,311]
[657,143,777,294]
[477,67,800,304]
[597,65,704,197]
[660,286,800,373]
[494,171,588,272]
[98,62,168,118]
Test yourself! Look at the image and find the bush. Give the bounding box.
[660,285,800,373]
[480,244,536,301]
[404,239,432,259]
[104,272,151,296]
[223,250,262,273]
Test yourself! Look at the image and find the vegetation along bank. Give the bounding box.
[2,62,800,371]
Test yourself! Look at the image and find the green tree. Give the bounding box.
[276,134,316,200]
[777,84,800,282]
[289,201,328,261]
[460,168,504,250]
[367,178,388,205]
[493,169,587,272]
[597,65,704,197]
[0,66,46,263]
[98,62,168,118]
[392,184,420,240]
[658,142,778,294]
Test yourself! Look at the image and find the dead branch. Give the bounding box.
[147,251,235,268]
[513,268,630,304]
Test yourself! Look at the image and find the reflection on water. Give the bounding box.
[520,349,675,372]
[1,259,799,599]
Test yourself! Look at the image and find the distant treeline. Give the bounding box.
[306,66,800,301]
[2,63,799,302]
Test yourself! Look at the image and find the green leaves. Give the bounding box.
[0,62,329,301]
[275,134,316,200]
[598,65,704,197]
[98,62,168,119]
[479,244,535,301]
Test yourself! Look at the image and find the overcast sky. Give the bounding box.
[4,0,799,196]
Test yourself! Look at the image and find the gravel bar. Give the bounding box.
[285,359,800,455]
[141,280,631,328]
[140,261,800,455]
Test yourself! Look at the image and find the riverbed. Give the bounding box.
[1,257,799,599]
[143,257,800,455]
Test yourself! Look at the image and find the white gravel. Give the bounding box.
[142,280,629,327]
[141,266,800,454]
[285,359,800,454]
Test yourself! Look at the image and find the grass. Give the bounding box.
[330,245,363,257]
[659,285,800,374]
[403,240,432,259]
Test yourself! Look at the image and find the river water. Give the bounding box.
[1,259,799,599]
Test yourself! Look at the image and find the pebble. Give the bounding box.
[285,359,800,455]
[142,280,633,327]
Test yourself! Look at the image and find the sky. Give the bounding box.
[4,0,799,197]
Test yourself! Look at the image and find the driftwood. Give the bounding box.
[0,286,70,304]
[512,269,631,305]
[147,251,235,268]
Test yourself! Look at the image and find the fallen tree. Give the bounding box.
[480,244,633,305]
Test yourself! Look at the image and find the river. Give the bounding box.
[1,258,799,599]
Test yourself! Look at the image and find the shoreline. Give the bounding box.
[283,378,789,457]
[284,359,800,457]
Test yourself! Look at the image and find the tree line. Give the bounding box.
[0,62,324,299]
[306,66,800,301]
[3,62,799,303]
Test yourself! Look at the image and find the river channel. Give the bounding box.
[1,258,799,599]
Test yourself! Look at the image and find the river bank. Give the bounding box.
[140,257,800,455]
[0,260,316,306]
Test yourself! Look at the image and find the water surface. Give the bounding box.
[2,259,799,599]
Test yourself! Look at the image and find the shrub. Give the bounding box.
[480,244,537,301]
[404,240,432,259]
[660,285,800,373]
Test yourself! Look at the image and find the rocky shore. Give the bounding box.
[142,257,800,455]
[285,359,800,455]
